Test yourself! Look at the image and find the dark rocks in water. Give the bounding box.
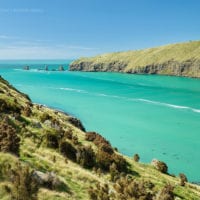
[28,66,65,72]
[23,66,30,70]
[58,66,65,71]
[68,117,85,131]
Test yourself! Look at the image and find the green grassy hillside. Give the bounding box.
[0,76,200,199]
[70,41,200,78]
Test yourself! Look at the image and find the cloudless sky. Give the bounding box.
[0,0,200,59]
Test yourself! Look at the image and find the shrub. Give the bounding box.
[99,143,114,154]
[76,146,96,168]
[96,149,128,172]
[85,132,96,141]
[96,150,112,171]
[85,132,111,148]
[40,113,51,123]
[114,176,155,199]
[88,184,110,200]
[112,154,128,172]
[179,173,188,186]
[59,140,77,161]
[0,120,20,156]
[22,106,32,117]
[157,161,168,174]
[0,98,21,113]
[45,132,59,149]
[72,135,79,145]
[156,184,174,200]
[151,159,168,174]
[68,117,85,131]
[11,163,38,200]
[64,129,73,140]
[133,154,140,162]
[109,163,119,181]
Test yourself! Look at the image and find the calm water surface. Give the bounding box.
[0,60,200,182]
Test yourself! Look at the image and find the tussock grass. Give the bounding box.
[1,76,200,199]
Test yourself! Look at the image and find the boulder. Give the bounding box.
[32,171,64,190]
[58,66,64,71]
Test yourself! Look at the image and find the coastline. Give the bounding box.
[69,41,200,78]
[1,75,200,199]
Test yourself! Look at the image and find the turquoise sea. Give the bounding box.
[0,60,200,182]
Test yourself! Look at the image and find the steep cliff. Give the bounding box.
[70,41,200,78]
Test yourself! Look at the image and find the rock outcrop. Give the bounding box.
[23,66,30,70]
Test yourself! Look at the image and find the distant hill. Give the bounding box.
[70,41,200,78]
[0,76,200,199]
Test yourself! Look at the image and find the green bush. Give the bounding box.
[40,113,51,123]
[22,106,32,117]
[0,119,20,156]
[113,176,155,199]
[156,184,174,200]
[88,183,110,200]
[0,98,21,113]
[157,161,168,174]
[152,159,168,174]
[179,173,188,186]
[59,140,77,161]
[11,163,38,200]
[85,132,111,148]
[45,132,59,149]
[109,163,119,181]
[99,143,114,154]
[96,149,127,172]
[76,146,96,168]
[133,154,140,162]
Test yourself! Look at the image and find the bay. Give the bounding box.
[0,60,200,182]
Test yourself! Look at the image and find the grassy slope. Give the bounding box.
[0,76,200,200]
[70,40,200,77]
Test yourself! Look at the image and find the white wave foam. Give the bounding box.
[164,103,189,109]
[97,93,108,97]
[59,87,86,93]
[192,109,200,113]
[58,87,200,114]
[137,98,200,114]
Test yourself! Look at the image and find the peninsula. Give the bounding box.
[70,41,200,78]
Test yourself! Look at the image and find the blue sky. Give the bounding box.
[0,0,200,59]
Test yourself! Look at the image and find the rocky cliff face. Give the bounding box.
[70,60,128,72]
[125,59,200,77]
[70,59,200,77]
[70,41,200,78]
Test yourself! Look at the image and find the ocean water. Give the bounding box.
[0,60,200,182]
